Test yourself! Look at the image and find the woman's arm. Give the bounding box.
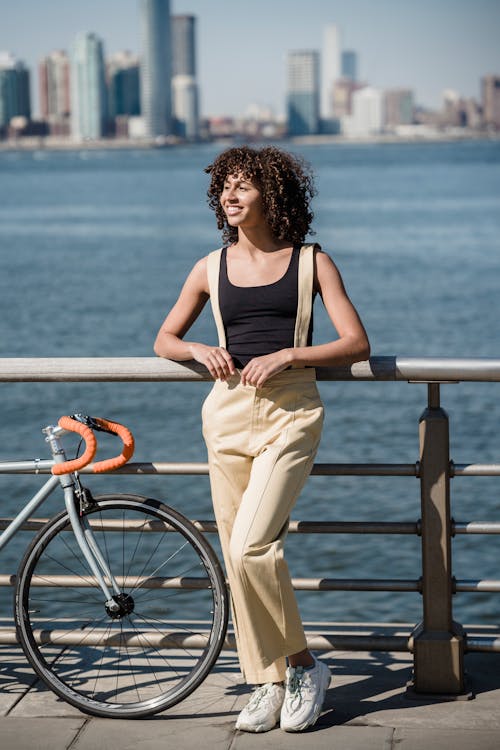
[287,249,370,367]
[240,250,370,386]
[154,257,235,380]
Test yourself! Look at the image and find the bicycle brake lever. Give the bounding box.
[70,414,113,435]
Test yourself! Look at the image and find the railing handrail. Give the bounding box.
[1,355,500,382]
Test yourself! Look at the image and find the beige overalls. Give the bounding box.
[202,244,324,684]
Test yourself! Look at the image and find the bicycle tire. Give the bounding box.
[15,494,229,719]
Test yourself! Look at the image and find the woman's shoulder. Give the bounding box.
[181,255,209,296]
[187,248,224,295]
[311,246,343,291]
[310,244,338,269]
[191,247,222,270]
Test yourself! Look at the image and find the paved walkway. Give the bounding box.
[1,644,499,749]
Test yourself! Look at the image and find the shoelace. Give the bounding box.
[285,667,307,706]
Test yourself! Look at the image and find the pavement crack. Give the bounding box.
[66,717,91,749]
[384,727,396,749]
[4,672,40,716]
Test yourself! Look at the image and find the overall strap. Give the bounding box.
[206,248,226,348]
[293,243,317,364]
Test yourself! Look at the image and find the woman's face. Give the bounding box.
[220,173,266,231]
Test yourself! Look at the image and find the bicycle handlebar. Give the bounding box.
[51,416,135,475]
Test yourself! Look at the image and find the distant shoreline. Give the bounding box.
[0,131,499,153]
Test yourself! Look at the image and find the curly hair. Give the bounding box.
[205,145,316,245]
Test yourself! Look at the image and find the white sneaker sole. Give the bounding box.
[235,720,278,733]
[236,706,282,733]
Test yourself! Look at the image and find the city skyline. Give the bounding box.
[2,0,500,118]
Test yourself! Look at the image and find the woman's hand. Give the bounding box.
[190,343,235,381]
[240,350,292,387]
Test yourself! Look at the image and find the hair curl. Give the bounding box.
[205,145,316,245]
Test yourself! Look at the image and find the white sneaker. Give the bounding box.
[235,682,285,733]
[280,655,330,732]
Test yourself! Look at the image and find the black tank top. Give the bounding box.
[218,246,313,368]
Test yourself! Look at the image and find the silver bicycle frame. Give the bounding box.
[0,424,121,610]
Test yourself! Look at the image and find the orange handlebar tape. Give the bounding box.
[51,416,98,475]
[50,416,135,475]
[91,417,135,473]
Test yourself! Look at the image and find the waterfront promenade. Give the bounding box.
[1,640,499,749]
[1,357,500,747]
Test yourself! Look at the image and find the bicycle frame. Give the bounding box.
[0,424,121,611]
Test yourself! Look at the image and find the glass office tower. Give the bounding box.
[140,0,172,137]
[287,51,320,136]
[71,33,107,139]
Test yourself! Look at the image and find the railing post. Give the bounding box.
[411,383,467,696]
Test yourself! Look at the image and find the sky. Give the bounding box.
[2,0,500,118]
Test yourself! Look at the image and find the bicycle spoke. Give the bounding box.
[90,621,115,700]
[120,616,167,695]
[123,613,184,679]
[127,532,172,596]
[132,610,211,664]
[132,560,208,601]
[38,552,104,606]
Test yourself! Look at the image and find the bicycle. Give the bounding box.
[0,414,229,718]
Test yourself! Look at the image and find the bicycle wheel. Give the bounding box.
[15,494,229,718]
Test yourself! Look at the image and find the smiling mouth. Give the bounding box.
[226,207,243,215]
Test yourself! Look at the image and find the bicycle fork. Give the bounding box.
[64,485,124,614]
[45,425,122,615]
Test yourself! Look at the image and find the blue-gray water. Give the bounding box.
[1,139,500,627]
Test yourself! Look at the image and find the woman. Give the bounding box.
[154,145,370,733]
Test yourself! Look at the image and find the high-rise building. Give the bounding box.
[333,78,364,118]
[287,50,320,136]
[463,98,482,129]
[107,52,140,119]
[140,0,172,137]
[341,50,357,82]
[0,52,31,130]
[385,89,414,128]
[343,86,384,136]
[172,75,199,139]
[482,75,500,129]
[171,14,199,139]
[172,15,196,77]
[39,50,70,135]
[71,32,107,139]
[321,24,341,119]
[441,89,465,127]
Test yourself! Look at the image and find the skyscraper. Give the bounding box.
[140,0,172,137]
[287,51,320,136]
[482,75,500,129]
[171,14,199,139]
[71,33,107,140]
[341,50,357,82]
[0,52,31,130]
[172,15,196,77]
[39,50,70,134]
[321,24,341,119]
[172,75,199,139]
[107,52,140,119]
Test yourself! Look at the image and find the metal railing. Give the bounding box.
[1,355,500,698]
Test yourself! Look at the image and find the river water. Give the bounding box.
[1,139,499,627]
